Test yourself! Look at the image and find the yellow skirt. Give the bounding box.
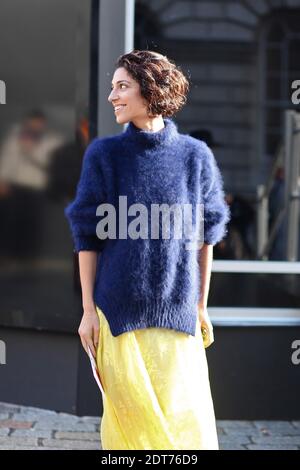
[95,305,219,450]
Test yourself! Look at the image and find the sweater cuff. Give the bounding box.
[73,235,103,253]
[204,226,228,246]
[203,203,231,246]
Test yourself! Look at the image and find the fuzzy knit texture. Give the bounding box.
[64,117,231,337]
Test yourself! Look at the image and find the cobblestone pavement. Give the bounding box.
[0,402,299,450]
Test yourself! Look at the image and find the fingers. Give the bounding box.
[79,333,97,358]
[79,337,88,356]
[93,326,100,352]
[87,340,96,358]
[78,315,100,358]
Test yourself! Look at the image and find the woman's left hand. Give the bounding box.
[198,305,214,348]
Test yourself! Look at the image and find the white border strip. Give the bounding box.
[212,260,300,274]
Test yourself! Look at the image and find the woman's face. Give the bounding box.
[108,67,149,125]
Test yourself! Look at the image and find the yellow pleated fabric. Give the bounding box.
[95,305,219,450]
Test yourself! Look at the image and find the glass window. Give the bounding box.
[0,0,96,330]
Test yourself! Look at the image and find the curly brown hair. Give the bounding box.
[115,50,190,118]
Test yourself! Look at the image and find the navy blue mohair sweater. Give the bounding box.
[64,118,231,337]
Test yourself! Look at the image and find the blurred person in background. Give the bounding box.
[0,109,62,263]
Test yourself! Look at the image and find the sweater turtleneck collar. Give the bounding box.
[123,117,179,147]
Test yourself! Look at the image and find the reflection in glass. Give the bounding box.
[0,109,63,262]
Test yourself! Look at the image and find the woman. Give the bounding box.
[65,50,230,450]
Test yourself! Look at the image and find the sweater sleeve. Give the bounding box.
[200,143,231,246]
[64,138,106,253]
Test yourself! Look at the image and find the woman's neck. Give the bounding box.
[130,115,165,133]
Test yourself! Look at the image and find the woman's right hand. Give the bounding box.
[78,305,100,358]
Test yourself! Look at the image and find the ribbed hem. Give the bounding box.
[94,290,198,338]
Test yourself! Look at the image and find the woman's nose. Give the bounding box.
[108,89,118,102]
